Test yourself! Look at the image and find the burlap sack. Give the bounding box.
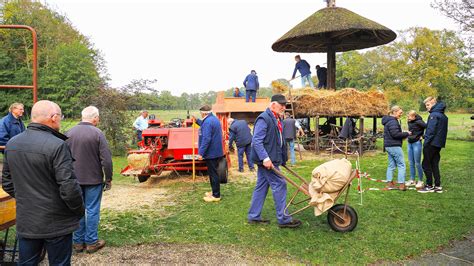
[308,158,352,216]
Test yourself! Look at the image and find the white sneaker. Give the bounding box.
[405,180,415,186]
[415,181,424,189]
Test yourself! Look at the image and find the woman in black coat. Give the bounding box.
[406,110,426,189]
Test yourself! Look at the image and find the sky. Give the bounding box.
[43,0,459,95]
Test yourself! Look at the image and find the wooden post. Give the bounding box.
[288,86,302,160]
[340,117,343,126]
[359,117,364,155]
[327,46,336,90]
[373,117,377,135]
[315,116,320,154]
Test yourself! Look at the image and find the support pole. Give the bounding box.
[315,116,320,154]
[287,86,302,160]
[192,117,196,184]
[359,117,364,155]
[373,117,377,136]
[327,46,336,90]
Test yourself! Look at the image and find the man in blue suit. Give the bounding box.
[228,118,254,172]
[247,94,302,228]
[243,70,259,102]
[196,105,224,202]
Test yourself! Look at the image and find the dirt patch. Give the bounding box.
[69,243,283,264]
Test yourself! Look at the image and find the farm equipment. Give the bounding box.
[121,117,228,183]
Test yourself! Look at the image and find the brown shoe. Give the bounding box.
[73,243,85,253]
[385,181,396,190]
[398,183,407,191]
[86,240,106,254]
[278,219,302,228]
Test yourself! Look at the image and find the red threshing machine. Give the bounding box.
[121,92,270,183]
[121,117,228,183]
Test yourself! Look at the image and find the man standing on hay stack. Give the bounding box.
[248,94,302,228]
[292,55,314,89]
[196,105,224,202]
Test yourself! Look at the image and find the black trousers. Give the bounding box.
[422,144,442,187]
[205,158,220,198]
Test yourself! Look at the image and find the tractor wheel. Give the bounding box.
[327,204,358,232]
[217,157,228,184]
[137,174,150,183]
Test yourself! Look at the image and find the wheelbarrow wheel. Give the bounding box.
[327,204,358,232]
[217,157,228,184]
[137,174,150,183]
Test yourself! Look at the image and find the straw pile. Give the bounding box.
[272,81,388,117]
[127,153,150,170]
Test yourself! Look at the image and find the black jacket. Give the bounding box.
[2,123,84,239]
[382,116,409,147]
[424,102,448,148]
[407,114,426,143]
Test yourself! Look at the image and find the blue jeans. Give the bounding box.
[407,140,423,182]
[246,90,257,102]
[73,184,103,245]
[301,74,314,88]
[385,146,406,184]
[19,233,72,266]
[286,139,296,165]
[237,144,254,171]
[248,166,292,224]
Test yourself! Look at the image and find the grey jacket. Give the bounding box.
[66,122,113,185]
[2,123,84,238]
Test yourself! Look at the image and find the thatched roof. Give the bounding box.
[272,82,388,117]
[272,7,397,53]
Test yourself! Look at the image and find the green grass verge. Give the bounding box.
[98,140,473,264]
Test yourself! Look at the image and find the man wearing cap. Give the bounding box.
[243,70,259,103]
[228,118,254,172]
[247,94,302,228]
[196,105,224,202]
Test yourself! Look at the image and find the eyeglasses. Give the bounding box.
[51,113,64,120]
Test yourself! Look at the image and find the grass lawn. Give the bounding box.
[99,139,473,264]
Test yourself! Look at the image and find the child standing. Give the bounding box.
[406,110,426,189]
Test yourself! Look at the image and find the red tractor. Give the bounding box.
[121,116,229,183]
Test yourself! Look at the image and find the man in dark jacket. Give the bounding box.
[292,55,314,89]
[66,106,113,253]
[282,112,304,166]
[382,106,411,190]
[243,70,259,102]
[0,102,25,148]
[316,65,327,89]
[2,100,84,265]
[248,94,301,228]
[196,105,224,202]
[228,118,254,172]
[419,97,448,193]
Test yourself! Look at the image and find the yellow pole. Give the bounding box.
[192,117,196,184]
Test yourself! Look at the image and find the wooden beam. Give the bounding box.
[315,116,320,154]
[327,46,336,90]
[359,117,364,155]
[373,117,377,135]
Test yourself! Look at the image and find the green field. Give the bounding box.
[100,139,473,264]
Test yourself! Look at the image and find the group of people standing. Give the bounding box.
[1,101,112,264]
[382,96,448,193]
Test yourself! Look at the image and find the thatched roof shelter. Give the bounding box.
[272,82,388,118]
[271,0,396,89]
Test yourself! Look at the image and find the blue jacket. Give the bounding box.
[243,73,259,91]
[292,59,311,79]
[251,108,287,166]
[0,112,26,146]
[233,90,244,97]
[229,119,252,148]
[198,113,224,159]
[424,102,448,148]
[382,115,409,148]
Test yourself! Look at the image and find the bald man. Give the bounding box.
[2,100,84,265]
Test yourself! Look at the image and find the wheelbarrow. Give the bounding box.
[272,165,358,232]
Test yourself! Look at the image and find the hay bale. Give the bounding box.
[272,81,389,117]
[127,153,150,170]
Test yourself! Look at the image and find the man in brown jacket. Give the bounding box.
[66,106,113,253]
